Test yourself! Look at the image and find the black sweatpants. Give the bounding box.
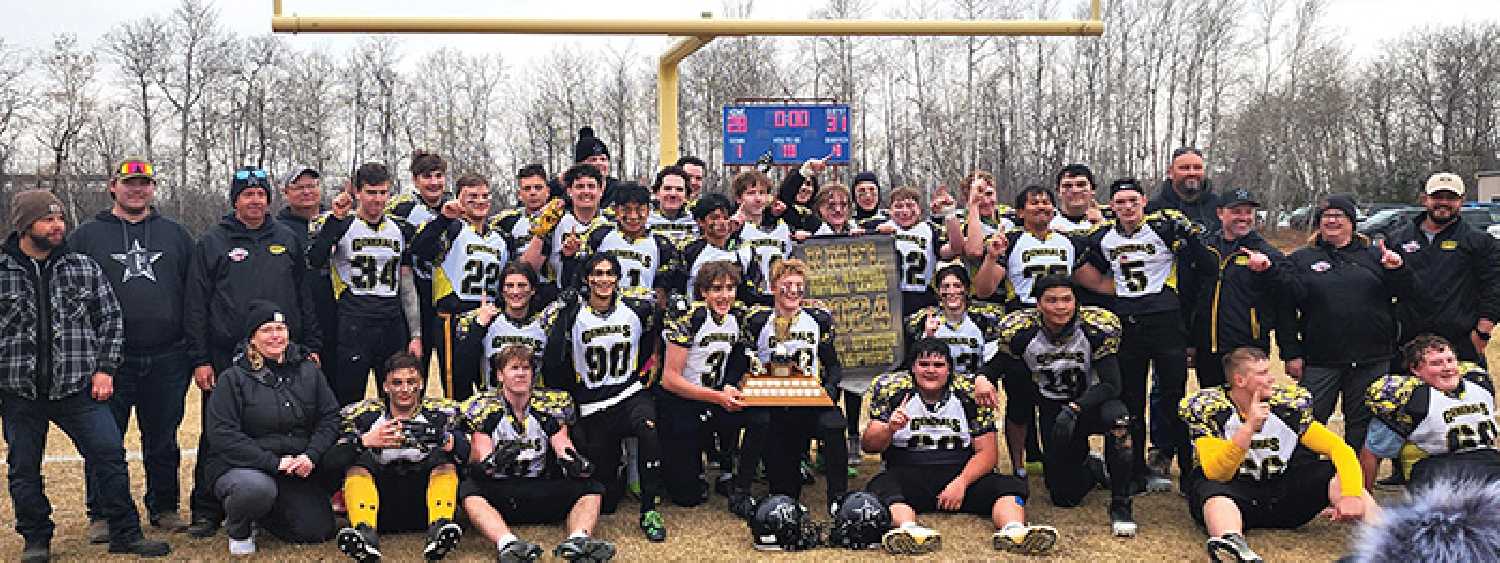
[656,396,752,507]
[1120,310,1190,477]
[765,406,848,503]
[331,313,409,406]
[574,392,664,514]
[1036,397,1134,507]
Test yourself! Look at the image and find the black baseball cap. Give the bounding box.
[1219,188,1259,208]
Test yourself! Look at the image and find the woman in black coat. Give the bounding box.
[205,299,341,555]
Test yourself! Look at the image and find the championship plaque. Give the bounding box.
[738,344,836,407]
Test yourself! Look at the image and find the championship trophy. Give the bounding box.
[738,315,836,407]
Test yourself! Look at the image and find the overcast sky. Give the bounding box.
[6,0,1498,68]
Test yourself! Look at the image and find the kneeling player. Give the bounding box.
[333,352,467,561]
[990,275,1137,536]
[1180,347,1378,563]
[461,345,615,562]
[1365,335,1500,489]
[863,339,1056,556]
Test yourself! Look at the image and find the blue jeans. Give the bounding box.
[1,387,145,546]
[85,348,192,518]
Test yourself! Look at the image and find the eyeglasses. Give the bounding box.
[118,161,154,177]
[588,268,619,279]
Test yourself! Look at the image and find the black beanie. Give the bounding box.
[1318,193,1359,223]
[574,126,610,163]
[243,299,288,337]
[853,171,879,187]
[229,166,273,206]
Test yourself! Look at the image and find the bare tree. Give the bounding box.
[102,16,166,161]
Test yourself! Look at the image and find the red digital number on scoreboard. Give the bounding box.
[780,143,798,159]
[726,114,748,134]
[773,110,811,128]
[826,111,848,133]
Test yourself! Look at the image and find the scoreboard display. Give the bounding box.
[722,104,852,165]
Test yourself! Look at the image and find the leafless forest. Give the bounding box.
[0,0,1496,233]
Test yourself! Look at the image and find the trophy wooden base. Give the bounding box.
[738,373,835,407]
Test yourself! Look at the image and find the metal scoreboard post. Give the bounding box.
[722,103,852,166]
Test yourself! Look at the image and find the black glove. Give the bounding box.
[558,447,595,480]
[1053,405,1079,446]
[483,440,526,476]
[400,419,445,450]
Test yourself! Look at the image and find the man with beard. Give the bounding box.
[1147,147,1221,232]
[1385,173,1500,366]
[0,189,173,561]
[72,159,197,536]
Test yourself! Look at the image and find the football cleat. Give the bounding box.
[498,539,543,563]
[336,523,381,562]
[423,518,462,560]
[1207,533,1263,563]
[639,510,667,542]
[993,524,1059,555]
[882,524,942,555]
[555,536,616,562]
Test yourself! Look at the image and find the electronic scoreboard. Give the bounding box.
[722,104,852,165]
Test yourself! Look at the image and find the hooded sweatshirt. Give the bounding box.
[71,208,194,354]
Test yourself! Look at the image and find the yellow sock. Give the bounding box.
[428,469,459,523]
[344,472,380,528]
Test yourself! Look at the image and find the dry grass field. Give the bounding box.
[12,346,1490,562]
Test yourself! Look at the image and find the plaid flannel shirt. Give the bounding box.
[0,250,124,400]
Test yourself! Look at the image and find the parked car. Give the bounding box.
[1357,206,1423,239]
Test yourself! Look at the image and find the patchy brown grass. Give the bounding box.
[3,347,1494,561]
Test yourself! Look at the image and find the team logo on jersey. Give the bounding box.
[1440,240,1458,251]
[268,244,287,255]
[1233,255,1249,266]
[1309,260,1331,272]
[1402,240,1420,253]
[227,247,249,262]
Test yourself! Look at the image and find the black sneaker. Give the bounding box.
[639,510,667,542]
[728,493,758,520]
[498,539,542,563]
[21,538,49,563]
[1109,498,1137,537]
[107,538,172,557]
[185,517,220,539]
[336,523,381,562]
[423,519,463,560]
[150,511,189,533]
[554,536,616,562]
[714,473,735,497]
[1207,532,1263,562]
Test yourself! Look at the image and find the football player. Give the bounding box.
[491,165,553,257]
[331,353,466,561]
[519,164,612,291]
[308,162,422,406]
[1365,335,1500,489]
[577,183,680,302]
[1050,164,1109,234]
[864,339,1056,557]
[385,151,451,374]
[455,263,549,388]
[731,171,797,295]
[1179,347,1376,563]
[990,276,1138,537]
[410,174,510,401]
[460,345,615,562]
[873,186,961,316]
[541,254,668,541]
[680,193,760,303]
[646,166,698,244]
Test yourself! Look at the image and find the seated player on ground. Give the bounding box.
[1179,347,1378,563]
[331,352,467,561]
[1364,334,1500,490]
[861,338,1057,556]
[989,275,1138,537]
[460,345,615,562]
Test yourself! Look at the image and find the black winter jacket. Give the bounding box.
[203,342,340,485]
[1184,230,1297,357]
[70,209,194,354]
[1385,213,1500,346]
[1279,237,1417,366]
[185,214,320,366]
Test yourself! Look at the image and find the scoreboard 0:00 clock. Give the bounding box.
[722,104,852,166]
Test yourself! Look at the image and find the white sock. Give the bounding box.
[569,531,589,539]
[901,521,920,529]
[1001,522,1025,532]
[497,533,518,550]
